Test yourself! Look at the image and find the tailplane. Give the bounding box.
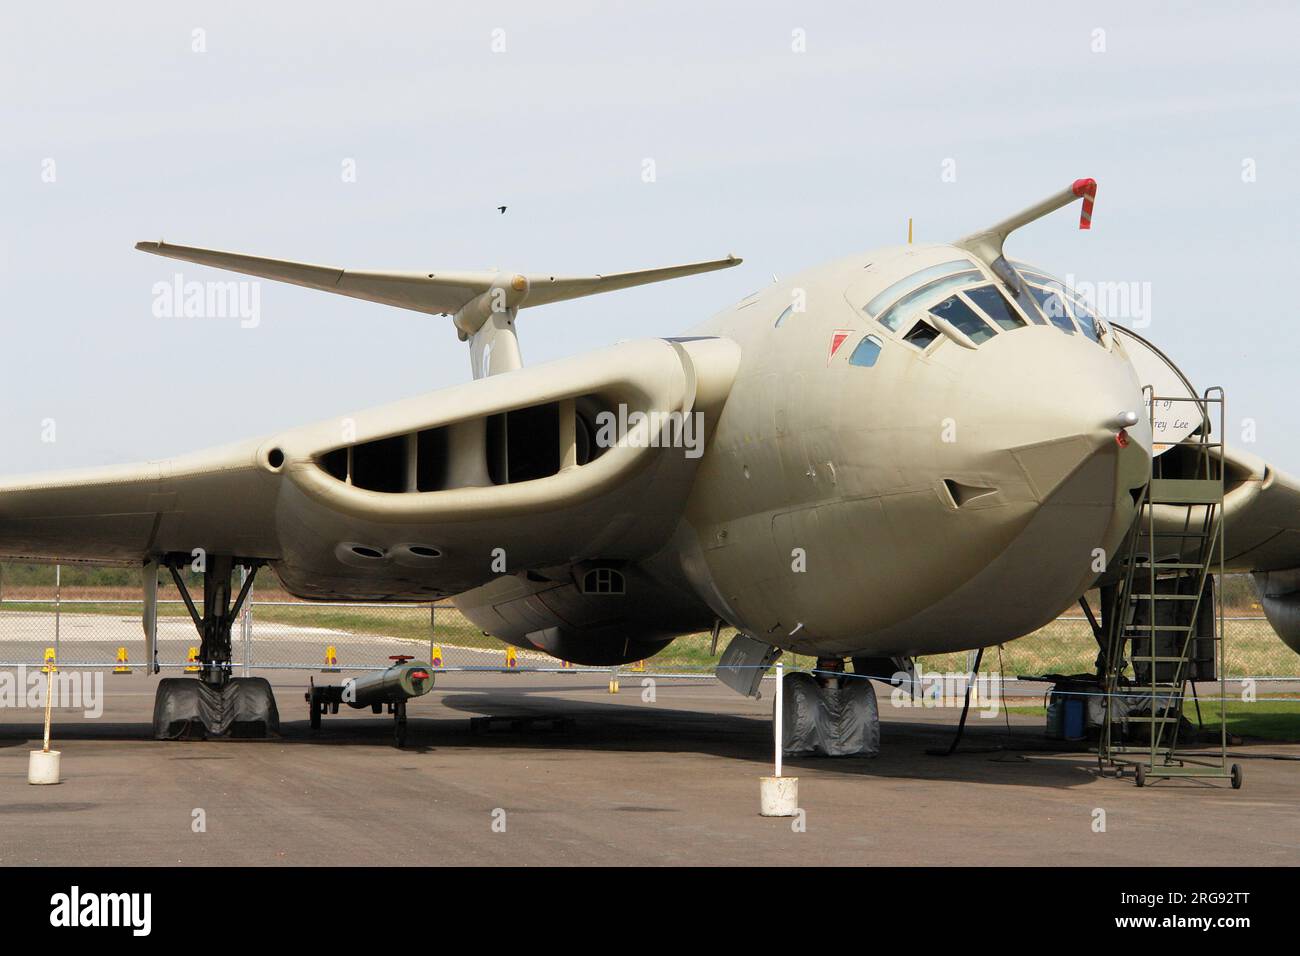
[136,241,741,378]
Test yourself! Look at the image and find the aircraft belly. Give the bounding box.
[452,565,712,665]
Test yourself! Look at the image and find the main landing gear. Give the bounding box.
[151,554,280,739]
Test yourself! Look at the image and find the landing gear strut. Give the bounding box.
[151,555,279,739]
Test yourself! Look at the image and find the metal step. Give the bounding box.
[1148,479,1223,505]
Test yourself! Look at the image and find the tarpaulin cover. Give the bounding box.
[152,676,280,739]
[781,672,879,757]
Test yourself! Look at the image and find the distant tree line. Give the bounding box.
[0,561,202,590]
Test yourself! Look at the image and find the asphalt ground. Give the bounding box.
[1,662,1297,866]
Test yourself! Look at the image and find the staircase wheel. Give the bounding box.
[1231,764,1243,790]
[1135,764,1146,788]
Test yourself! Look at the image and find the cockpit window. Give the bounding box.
[1067,295,1103,342]
[963,285,1027,331]
[774,304,794,328]
[848,334,883,367]
[864,260,976,318]
[903,320,940,349]
[1011,261,1111,346]
[874,270,982,331]
[930,294,996,344]
[1027,284,1077,334]
[1014,266,1056,285]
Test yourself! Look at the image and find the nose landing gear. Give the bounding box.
[778,656,880,757]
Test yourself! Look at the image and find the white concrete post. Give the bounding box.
[759,659,798,816]
[774,661,784,778]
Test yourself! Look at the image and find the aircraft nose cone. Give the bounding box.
[879,327,1152,652]
[945,327,1149,504]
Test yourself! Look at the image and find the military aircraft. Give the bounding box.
[2,178,1298,743]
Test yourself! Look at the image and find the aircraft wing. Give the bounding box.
[135,241,741,317]
[0,441,280,566]
[1200,446,1300,653]
[0,337,740,599]
[1214,446,1300,573]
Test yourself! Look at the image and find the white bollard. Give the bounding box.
[30,666,62,784]
[759,775,798,816]
[28,749,61,785]
[759,661,799,816]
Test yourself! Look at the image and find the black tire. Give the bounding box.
[1231,763,1243,790]
[1135,764,1146,788]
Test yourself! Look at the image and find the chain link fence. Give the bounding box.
[1,563,1297,679]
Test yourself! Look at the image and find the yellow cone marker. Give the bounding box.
[505,646,518,669]
[113,647,132,674]
[41,648,57,674]
[184,647,200,672]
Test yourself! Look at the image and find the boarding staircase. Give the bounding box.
[1098,387,1242,788]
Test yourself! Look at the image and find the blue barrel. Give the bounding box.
[1063,697,1086,740]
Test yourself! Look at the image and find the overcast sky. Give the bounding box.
[2,1,1298,472]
